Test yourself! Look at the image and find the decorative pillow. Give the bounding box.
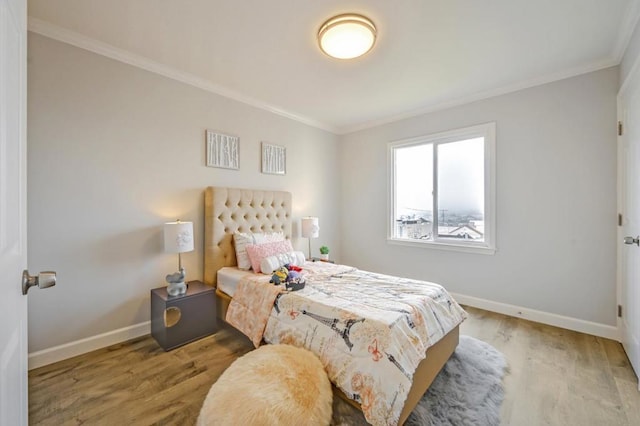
[258,232,285,244]
[259,251,306,275]
[245,239,294,273]
[234,232,285,270]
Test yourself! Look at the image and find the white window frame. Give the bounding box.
[387,122,496,255]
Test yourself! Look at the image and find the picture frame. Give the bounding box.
[206,130,239,170]
[261,142,286,175]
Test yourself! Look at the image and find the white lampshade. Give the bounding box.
[318,14,377,59]
[164,221,194,253]
[301,217,320,238]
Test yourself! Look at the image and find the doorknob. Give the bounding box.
[22,270,56,295]
[624,236,640,246]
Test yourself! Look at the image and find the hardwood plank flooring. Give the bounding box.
[29,307,640,425]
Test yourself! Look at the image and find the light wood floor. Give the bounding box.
[29,307,640,425]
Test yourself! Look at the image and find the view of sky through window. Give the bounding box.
[438,137,484,215]
[395,143,433,218]
[394,136,485,242]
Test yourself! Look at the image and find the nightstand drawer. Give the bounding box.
[151,281,217,351]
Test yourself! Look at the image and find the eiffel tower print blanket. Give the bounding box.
[227,262,467,426]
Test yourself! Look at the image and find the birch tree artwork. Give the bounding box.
[206,130,239,170]
[261,142,286,175]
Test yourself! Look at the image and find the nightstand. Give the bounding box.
[150,281,217,351]
[311,257,335,264]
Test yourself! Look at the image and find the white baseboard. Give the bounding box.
[27,293,621,370]
[451,292,621,341]
[28,321,151,370]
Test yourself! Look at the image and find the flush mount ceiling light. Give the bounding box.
[318,14,377,59]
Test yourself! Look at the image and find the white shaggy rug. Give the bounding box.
[332,335,508,426]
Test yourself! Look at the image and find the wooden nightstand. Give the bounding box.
[150,281,217,351]
[311,257,335,264]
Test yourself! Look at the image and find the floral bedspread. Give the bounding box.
[229,262,467,426]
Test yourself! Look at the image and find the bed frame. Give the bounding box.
[203,186,459,425]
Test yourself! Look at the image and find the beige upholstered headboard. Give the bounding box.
[204,187,292,287]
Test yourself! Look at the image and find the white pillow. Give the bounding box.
[259,251,306,275]
[233,231,284,270]
[257,232,285,244]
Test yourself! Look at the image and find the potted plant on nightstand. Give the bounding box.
[319,246,330,261]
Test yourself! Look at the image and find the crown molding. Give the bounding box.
[339,58,618,135]
[27,17,339,134]
[28,16,627,137]
[613,0,640,63]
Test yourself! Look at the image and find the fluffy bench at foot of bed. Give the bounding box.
[197,344,333,426]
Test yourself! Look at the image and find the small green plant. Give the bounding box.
[319,245,330,255]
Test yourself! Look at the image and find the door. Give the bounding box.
[619,69,640,387]
[0,0,28,423]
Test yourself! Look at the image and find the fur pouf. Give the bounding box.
[197,344,333,426]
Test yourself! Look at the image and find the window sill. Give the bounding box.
[387,237,496,255]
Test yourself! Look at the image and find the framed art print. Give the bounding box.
[206,130,239,170]
[261,142,286,175]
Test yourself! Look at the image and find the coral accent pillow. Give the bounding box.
[245,240,294,273]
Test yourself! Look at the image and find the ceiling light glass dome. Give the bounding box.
[318,14,377,59]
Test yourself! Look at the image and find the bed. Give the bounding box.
[203,186,465,426]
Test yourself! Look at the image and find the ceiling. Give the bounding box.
[28,0,639,134]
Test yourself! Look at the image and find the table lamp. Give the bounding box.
[164,220,194,296]
[301,217,319,260]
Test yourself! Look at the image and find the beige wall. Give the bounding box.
[339,67,619,326]
[27,32,620,355]
[27,34,340,352]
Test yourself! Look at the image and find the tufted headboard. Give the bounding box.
[204,187,292,287]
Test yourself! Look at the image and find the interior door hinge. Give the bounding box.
[618,304,623,318]
[618,121,624,136]
[619,213,623,226]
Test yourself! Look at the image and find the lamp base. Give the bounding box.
[166,267,187,296]
[167,281,187,296]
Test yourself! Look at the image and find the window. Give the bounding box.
[388,122,496,254]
